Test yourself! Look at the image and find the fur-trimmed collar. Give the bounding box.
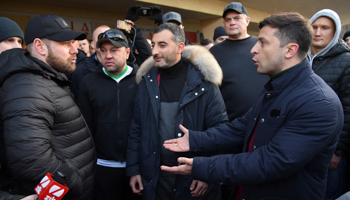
[136,45,223,85]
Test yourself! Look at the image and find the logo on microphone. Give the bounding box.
[35,173,69,200]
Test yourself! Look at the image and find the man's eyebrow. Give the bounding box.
[257,36,265,41]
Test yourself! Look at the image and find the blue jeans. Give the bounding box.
[325,156,347,200]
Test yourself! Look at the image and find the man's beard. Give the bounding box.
[46,48,76,74]
[153,49,177,68]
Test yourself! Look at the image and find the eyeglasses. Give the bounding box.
[98,31,128,44]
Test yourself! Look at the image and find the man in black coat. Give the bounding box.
[127,22,228,200]
[308,9,350,200]
[0,14,96,199]
[77,29,140,200]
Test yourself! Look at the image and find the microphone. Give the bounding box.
[34,162,73,200]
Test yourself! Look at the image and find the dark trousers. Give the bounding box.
[95,165,141,200]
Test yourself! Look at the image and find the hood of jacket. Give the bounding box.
[308,9,342,64]
[136,45,223,85]
[0,48,68,86]
[320,39,350,59]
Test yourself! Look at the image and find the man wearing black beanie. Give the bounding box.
[213,26,228,44]
[0,17,24,54]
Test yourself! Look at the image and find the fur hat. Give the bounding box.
[0,17,24,44]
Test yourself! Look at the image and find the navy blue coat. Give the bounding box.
[189,59,344,199]
[126,49,228,200]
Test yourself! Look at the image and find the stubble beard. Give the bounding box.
[46,47,76,74]
[154,49,178,69]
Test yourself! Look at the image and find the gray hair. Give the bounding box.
[154,22,185,44]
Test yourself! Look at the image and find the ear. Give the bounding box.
[90,41,96,49]
[177,42,185,54]
[284,43,299,59]
[33,38,47,56]
[126,47,131,59]
[245,16,251,26]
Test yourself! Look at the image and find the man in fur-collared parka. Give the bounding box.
[126,22,228,200]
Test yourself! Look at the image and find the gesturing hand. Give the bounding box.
[163,124,190,152]
[160,157,193,175]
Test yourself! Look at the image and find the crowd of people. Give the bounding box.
[0,1,350,200]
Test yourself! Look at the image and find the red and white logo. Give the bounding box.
[35,173,69,200]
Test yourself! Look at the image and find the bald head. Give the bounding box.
[90,25,110,54]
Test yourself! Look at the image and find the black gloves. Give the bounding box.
[125,5,143,22]
[125,5,163,25]
[148,5,163,25]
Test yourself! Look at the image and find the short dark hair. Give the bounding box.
[200,38,213,46]
[154,22,185,44]
[259,12,312,58]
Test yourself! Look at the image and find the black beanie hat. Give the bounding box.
[213,26,227,41]
[343,31,350,41]
[0,17,24,44]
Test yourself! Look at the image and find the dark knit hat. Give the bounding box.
[25,14,86,45]
[213,26,227,41]
[0,17,24,44]
[343,31,350,41]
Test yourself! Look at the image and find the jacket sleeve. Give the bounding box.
[2,81,61,181]
[0,190,25,200]
[126,87,142,177]
[190,107,250,153]
[1,78,84,196]
[336,61,350,155]
[191,98,343,185]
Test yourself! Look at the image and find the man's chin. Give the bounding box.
[155,62,167,68]
[67,64,76,73]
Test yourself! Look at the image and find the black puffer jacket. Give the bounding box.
[311,39,350,155]
[0,49,96,199]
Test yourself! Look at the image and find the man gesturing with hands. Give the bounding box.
[161,12,344,200]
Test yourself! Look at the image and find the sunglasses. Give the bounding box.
[98,31,128,44]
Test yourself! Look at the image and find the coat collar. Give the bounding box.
[136,45,223,85]
[266,59,312,92]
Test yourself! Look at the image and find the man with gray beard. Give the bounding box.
[126,22,228,200]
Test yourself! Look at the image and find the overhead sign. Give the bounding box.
[66,20,92,40]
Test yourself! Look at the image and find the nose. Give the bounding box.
[71,45,78,54]
[12,42,22,49]
[106,50,112,58]
[152,45,159,56]
[250,42,258,55]
[70,42,79,54]
[314,28,321,36]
